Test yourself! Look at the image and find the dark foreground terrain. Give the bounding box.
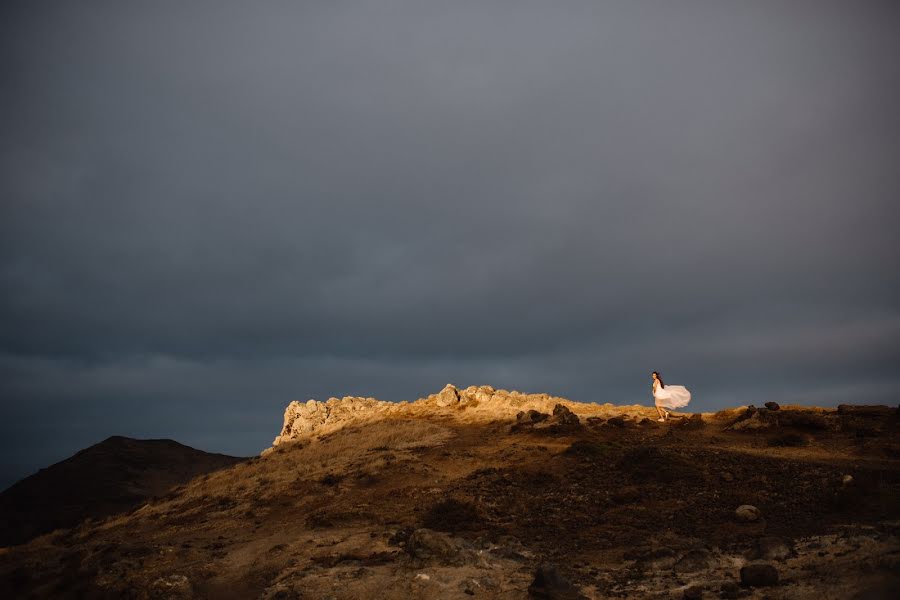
[1,390,898,599]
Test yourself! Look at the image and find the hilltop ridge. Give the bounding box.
[1,386,897,599]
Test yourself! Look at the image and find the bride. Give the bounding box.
[652,371,691,422]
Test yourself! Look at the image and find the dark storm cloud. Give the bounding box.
[2,1,899,487]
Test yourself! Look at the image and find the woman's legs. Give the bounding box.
[655,403,666,421]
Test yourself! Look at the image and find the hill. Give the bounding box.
[0,385,897,599]
[0,436,245,548]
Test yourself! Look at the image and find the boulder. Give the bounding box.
[735,505,761,523]
[407,528,477,566]
[764,402,780,411]
[518,410,550,424]
[551,404,581,427]
[434,384,460,407]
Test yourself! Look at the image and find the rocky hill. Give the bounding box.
[1,384,898,599]
[0,436,245,548]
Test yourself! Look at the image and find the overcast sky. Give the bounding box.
[2,1,899,489]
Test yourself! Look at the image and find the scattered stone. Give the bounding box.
[679,413,704,430]
[518,410,550,424]
[407,528,476,566]
[740,563,779,587]
[720,471,734,482]
[727,408,774,431]
[606,416,626,427]
[764,402,780,411]
[842,474,854,487]
[552,404,581,427]
[527,564,588,600]
[735,505,761,523]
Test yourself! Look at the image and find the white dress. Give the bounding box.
[653,382,691,409]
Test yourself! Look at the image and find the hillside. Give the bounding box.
[0,436,245,548]
[0,385,898,599]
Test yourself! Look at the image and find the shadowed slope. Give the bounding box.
[0,436,246,547]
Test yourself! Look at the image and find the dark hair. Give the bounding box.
[652,371,665,388]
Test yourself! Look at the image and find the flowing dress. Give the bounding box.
[653,382,691,409]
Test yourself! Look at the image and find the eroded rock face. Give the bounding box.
[270,384,585,448]
[272,395,395,446]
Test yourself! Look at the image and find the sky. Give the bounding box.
[2,1,899,490]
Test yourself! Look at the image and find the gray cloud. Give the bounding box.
[2,0,899,488]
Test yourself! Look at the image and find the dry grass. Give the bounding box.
[149,419,455,507]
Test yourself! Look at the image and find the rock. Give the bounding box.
[679,413,704,429]
[606,416,627,427]
[748,537,793,561]
[518,410,550,424]
[273,395,389,445]
[527,564,587,599]
[407,528,476,566]
[764,402,780,411]
[735,505,761,523]
[434,384,460,407]
[475,391,494,403]
[842,474,854,487]
[740,563,779,587]
[720,471,734,482]
[674,549,712,573]
[552,404,580,426]
[728,410,774,431]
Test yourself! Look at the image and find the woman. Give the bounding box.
[652,371,691,422]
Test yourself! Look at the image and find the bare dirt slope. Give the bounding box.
[1,385,898,599]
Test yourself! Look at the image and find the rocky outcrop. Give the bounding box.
[270,384,590,449]
[272,395,398,447]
